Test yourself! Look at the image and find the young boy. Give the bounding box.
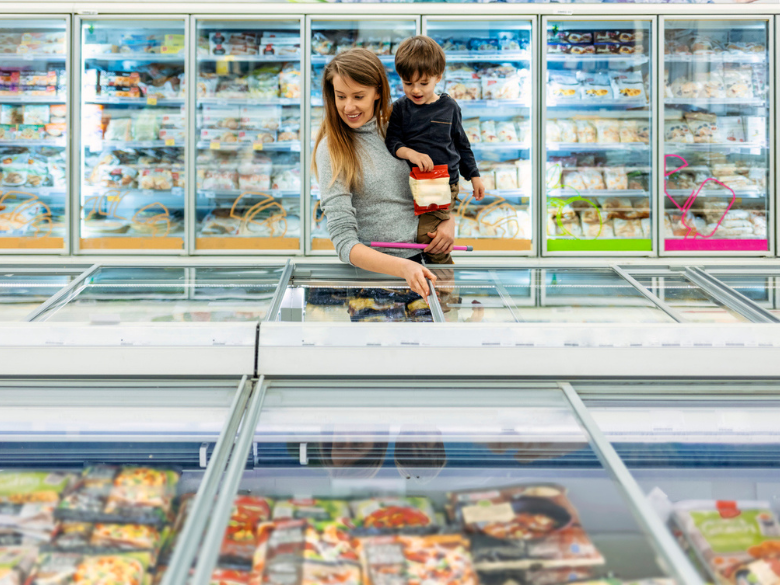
[385,35,485,265]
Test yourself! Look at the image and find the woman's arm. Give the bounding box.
[350,244,437,298]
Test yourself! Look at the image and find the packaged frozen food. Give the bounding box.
[104,118,132,142]
[548,72,579,101]
[611,71,645,101]
[558,120,577,144]
[463,118,481,143]
[482,75,521,101]
[16,125,43,140]
[26,551,152,585]
[350,497,436,532]
[604,168,628,190]
[481,120,498,143]
[684,112,717,144]
[695,71,725,99]
[311,32,333,56]
[717,116,746,143]
[448,485,604,570]
[744,116,767,145]
[0,105,20,126]
[574,120,597,144]
[673,500,780,585]
[613,218,643,238]
[279,63,300,99]
[546,120,562,144]
[723,66,753,99]
[200,169,238,191]
[238,162,272,191]
[670,77,702,99]
[0,472,74,504]
[495,166,519,191]
[445,80,481,101]
[578,72,612,101]
[272,499,350,522]
[563,172,586,192]
[581,169,605,190]
[595,119,619,144]
[665,120,694,144]
[619,120,639,143]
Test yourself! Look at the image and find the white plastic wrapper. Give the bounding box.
[496,121,518,143]
[611,71,645,101]
[480,120,498,143]
[595,119,619,144]
[463,118,481,143]
[548,71,580,101]
[546,119,562,143]
[576,120,597,144]
[558,120,578,143]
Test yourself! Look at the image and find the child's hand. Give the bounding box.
[471,177,486,201]
[409,151,434,172]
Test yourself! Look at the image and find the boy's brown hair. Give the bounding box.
[394,35,446,81]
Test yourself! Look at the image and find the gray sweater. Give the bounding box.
[315,118,418,264]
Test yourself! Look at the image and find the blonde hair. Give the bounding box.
[312,48,392,192]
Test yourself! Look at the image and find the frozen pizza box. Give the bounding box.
[672,500,780,585]
[447,484,604,571]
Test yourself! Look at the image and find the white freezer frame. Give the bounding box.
[72,14,191,256]
[659,15,775,258]
[541,15,659,258]
[422,15,539,257]
[304,15,422,256]
[190,15,306,257]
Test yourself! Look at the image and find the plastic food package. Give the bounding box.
[279,63,300,99]
[744,116,767,145]
[611,71,645,101]
[548,72,579,101]
[575,120,597,144]
[717,116,746,143]
[514,117,530,144]
[445,80,481,101]
[496,121,518,143]
[685,113,717,144]
[695,72,725,99]
[604,167,628,190]
[495,166,519,191]
[462,118,481,143]
[578,71,612,100]
[132,110,160,142]
[613,218,643,238]
[480,120,498,143]
[563,171,586,191]
[546,120,562,143]
[558,119,577,143]
[723,66,753,99]
[311,32,333,55]
[25,551,152,585]
[619,120,640,143]
[481,170,496,191]
[104,118,132,141]
[410,165,451,215]
[595,119,619,144]
[239,106,281,131]
[482,75,521,101]
[581,169,605,190]
[271,167,300,191]
[22,105,49,125]
[202,105,240,130]
[248,65,282,99]
[600,197,634,220]
[664,120,694,144]
[671,77,702,99]
[139,168,175,190]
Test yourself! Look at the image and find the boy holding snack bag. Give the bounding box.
[386,35,484,264]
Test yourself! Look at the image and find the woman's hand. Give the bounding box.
[401,260,437,299]
[426,217,455,255]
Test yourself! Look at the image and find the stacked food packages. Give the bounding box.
[198,105,300,148]
[440,63,530,103]
[0,31,65,55]
[197,64,300,100]
[311,31,407,57]
[83,32,184,56]
[0,104,65,143]
[197,31,299,58]
[663,25,769,248]
[0,467,180,585]
[0,70,66,99]
[304,287,434,323]
[671,500,780,585]
[83,66,184,101]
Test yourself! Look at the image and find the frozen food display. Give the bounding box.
[662,20,770,254]
[197,20,302,252]
[0,20,68,250]
[303,285,433,323]
[309,19,415,252]
[79,19,186,251]
[544,20,653,254]
[428,20,534,253]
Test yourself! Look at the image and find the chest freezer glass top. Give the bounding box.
[32,265,285,323]
[0,267,85,321]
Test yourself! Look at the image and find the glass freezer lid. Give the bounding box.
[704,267,780,312]
[32,265,286,323]
[0,266,88,322]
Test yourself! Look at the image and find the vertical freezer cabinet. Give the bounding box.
[194,17,303,255]
[307,17,419,254]
[0,16,69,253]
[543,18,656,256]
[76,16,188,253]
[661,17,773,256]
[424,17,536,254]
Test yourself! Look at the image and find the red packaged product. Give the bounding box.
[220,496,274,564]
[409,165,451,216]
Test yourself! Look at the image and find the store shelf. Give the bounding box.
[198,54,300,63]
[548,99,648,109]
[84,52,184,61]
[665,54,766,63]
[196,140,301,151]
[88,140,185,150]
[85,97,184,106]
[457,99,531,109]
[0,54,66,64]
[666,188,766,199]
[82,187,185,198]
[0,96,66,104]
[665,142,767,152]
[0,138,65,148]
[198,189,300,199]
[665,98,766,107]
[0,186,66,197]
[548,142,649,153]
[444,51,530,62]
[199,97,300,106]
[548,54,649,65]
[550,188,649,199]
[310,54,394,65]
[472,142,530,151]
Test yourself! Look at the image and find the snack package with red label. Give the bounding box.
[409,165,451,216]
[672,500,780,585]
[220,496,274,568]
[351,497,437,534]
[360,534,477,585]
[447,484,604,571]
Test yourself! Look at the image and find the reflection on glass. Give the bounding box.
[634,273,749,323]
[0,19,68,251]
[302,285,431,323]
[79,20,186,252]
[544,20,653,254]
[0,272,74,321]
[33,265,283,323]
[662,19,770,254]
[195,20,302,252]
[709,273,779,312]
[426,20,534,253]
[309,20,416,253]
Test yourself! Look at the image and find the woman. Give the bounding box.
[312,48,454,298]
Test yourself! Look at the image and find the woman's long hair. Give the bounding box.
[312,48,392,193]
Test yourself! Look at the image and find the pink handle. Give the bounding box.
[371,241,473,252]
